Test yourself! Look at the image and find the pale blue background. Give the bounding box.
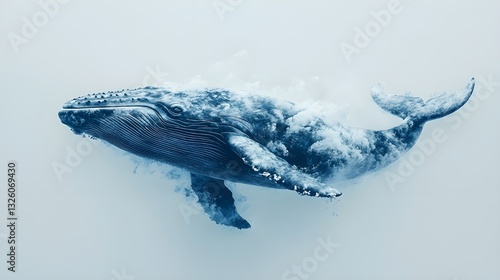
[0,0,499,279]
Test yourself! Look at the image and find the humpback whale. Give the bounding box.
[58,78,475,229]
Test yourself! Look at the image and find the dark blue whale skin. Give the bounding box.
[58,79,475,229]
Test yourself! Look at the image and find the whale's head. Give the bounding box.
[58,87,239,170]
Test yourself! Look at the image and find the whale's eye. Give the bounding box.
[166,104,185,117]
[155,102,185,118]
[171,105,184,114]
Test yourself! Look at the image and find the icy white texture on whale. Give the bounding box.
[58,78,475,228]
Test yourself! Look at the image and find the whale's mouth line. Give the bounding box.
[59,104,171,128]
[60,104,220,130]
[60,104,167,121]
[61,104,156,111]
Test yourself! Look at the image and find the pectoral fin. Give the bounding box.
[190,173,250,229]
[225,134,342,198]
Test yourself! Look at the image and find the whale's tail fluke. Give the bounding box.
[371,78,475,124]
